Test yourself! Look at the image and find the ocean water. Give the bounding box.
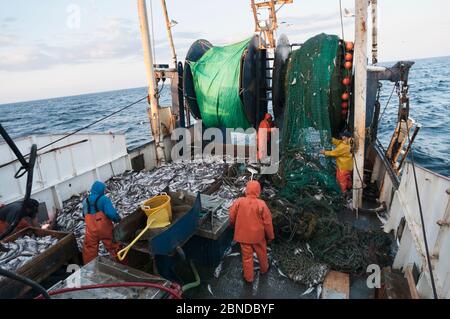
[1,56,449,177]
[0,86,168,150]
[377,56,450,178]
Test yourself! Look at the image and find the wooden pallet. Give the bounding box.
[321,271,350,299]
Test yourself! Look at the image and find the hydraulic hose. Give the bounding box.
[35,282,182,299]
[0,267,51,299]
[181,260,201,292]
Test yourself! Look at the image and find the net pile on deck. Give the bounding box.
[0,235,59,273]
[267,34,392,287]
[56,159,227,251]
[268,193,392,285]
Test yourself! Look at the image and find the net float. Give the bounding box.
[345,41,354,51]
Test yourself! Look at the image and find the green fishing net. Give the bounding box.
[279,33,344,194]
[268,34,393,280]
[189,38,252,129]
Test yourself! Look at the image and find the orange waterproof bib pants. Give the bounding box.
[82,211,120,264]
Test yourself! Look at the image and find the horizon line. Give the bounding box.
[1,54,449,106]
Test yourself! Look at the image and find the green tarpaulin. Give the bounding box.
[189,38,251,129]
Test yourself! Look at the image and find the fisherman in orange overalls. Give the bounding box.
[320,131,353,193]
[229,180,274,283]
[257,113,275,161]
[82,181,121,264]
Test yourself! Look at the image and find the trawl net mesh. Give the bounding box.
[280,33,344,194]
[270,34,393,281]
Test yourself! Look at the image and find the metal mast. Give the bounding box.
[137,0,165,165]
[161,0,177,68]
[353,0,368,209]
[250,0,293,49]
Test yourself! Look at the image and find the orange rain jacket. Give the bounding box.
[229,180,274,244]
[258,114,274,139]
[257,114,275,160]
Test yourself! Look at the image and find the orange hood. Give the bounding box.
[264,113,272,121]
[245,180,261,198]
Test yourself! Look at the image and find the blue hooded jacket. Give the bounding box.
[82,181,121,223]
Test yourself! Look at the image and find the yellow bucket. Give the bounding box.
[117,193,172,261]
[140,193,172,228]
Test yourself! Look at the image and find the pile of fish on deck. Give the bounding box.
[0,235,59,273]
[56,159,230,252]
[204,164,253,220]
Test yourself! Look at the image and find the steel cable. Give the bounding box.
[7,95,148,160]
[406,128,439,299]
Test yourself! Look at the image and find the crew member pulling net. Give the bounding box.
[280,33,344,195]
[268,34,392,286]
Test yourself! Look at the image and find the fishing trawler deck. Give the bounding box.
[1,0,450,300]
[184,206,384,299]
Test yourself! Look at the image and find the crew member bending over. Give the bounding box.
[229,180,274,283]
[82,181,121,264]
[321,131,353,193]
[0,199,39,234]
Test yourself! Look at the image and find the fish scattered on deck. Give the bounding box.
[301,286,315,296]
[277,267,288,278]
[214,262,223,279]
[316,285,323,299]
[56,159,228,251]
[207,284,214,296]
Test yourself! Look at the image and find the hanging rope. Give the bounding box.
[378,82,399,125]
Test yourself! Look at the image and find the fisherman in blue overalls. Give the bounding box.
[82,181,121,264]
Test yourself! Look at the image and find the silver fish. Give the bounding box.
[207,284,214,296]
[213,262,223,279]
[277,267,288,278]
[56,158,229,253]
[316,285,323,299]
[302,286,315,296]
[0,234,59,273]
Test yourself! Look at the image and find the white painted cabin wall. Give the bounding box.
[128,136,173,171]
[383,162,450,299]
[0,133,130,220]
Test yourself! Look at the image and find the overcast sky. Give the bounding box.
[1,0,449,104]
